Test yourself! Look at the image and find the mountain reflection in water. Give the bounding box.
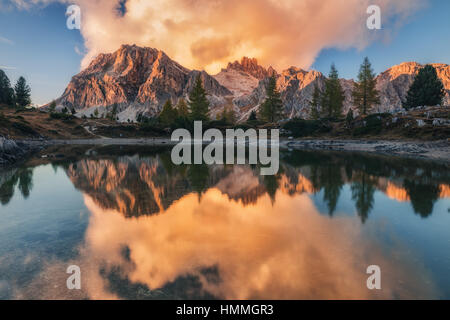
[0,147,449,299]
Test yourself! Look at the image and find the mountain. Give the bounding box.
[213,57,274,98]
[62,152,450,218]
[230,61,450,120]
[376,62,450,112]
[50,44,450,121]
[52,44,231,121]
[230,66,355,120]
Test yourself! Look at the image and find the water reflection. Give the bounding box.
[0,147,449,299]
[58,149,450,221]
[0,167,33,205]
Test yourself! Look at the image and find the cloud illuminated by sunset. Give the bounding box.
[12,0,426,72]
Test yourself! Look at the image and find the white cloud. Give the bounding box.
[0,36,14,45]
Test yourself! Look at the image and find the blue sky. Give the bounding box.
[0,0,449,105]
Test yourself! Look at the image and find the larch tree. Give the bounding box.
[352,57,380,115]
[321,64,345,118]
[259,75,284,123]
[188,76,210,122]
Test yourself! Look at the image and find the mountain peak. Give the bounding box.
[226,57,274,80]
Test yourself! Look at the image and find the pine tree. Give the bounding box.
[259,75,283,123]
[321,64,345,118]
[188,76,210,121]
[176,99,189,119]
[159,99,178,126]
[309,83,322,120]
[219,107,236,125]
[0,69,15,106]
[48,100,56,113]
[248,110,258,122]
[14,76,31,107]
[405,64,444,109]
[346,109,354,125]
[352,57,380,115]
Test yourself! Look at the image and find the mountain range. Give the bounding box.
[50,44,450,122]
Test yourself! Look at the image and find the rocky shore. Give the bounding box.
[17,137,450,164]
[283,139,450,163]
[0,136,42,167]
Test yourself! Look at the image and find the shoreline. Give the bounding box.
[11,137,450,164]
[283,139,450,163]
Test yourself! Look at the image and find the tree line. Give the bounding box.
[308,58,445,120]
[0,70,31,108]
[161,58,445,129]
[142,75,237,129]
[2,58,444,125]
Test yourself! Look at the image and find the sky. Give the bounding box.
[0,0,449,105]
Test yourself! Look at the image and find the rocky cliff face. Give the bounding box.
[376,62,450,112]
[52,44,450,121]
[54,45,231,121]
[232,61,450,120]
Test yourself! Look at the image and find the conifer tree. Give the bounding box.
[14,76,31,107]
[352,57,380,115]
[309,83,322,120]
[188,76,210,121]
[259,75,283,123]
[405,64,444,109]
[0,69,15,106]
[159,99,178,126]
[321,64,345,118]
[219,107,236,125]
[247,110,258,122]
[176,98,189,119]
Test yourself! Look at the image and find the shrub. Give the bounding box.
[12,122,37,135]
[49,112,75,121]
[353,114,383,136]
[282,119,330,137]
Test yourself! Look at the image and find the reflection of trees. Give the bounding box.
[187,164,210,196]
[0,168,34,205]
[263,174,281,203]
[351,173,376,224]
[309,166,323,194]
[404,180,441,218]
[0,174,19,205]
[320,166,344,216]
[18,169,33,199]
[159,153,187,178]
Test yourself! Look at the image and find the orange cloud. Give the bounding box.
[12,187,439,299]
[55,0,425,74]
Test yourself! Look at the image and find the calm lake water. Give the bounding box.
[0,146,449,300]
